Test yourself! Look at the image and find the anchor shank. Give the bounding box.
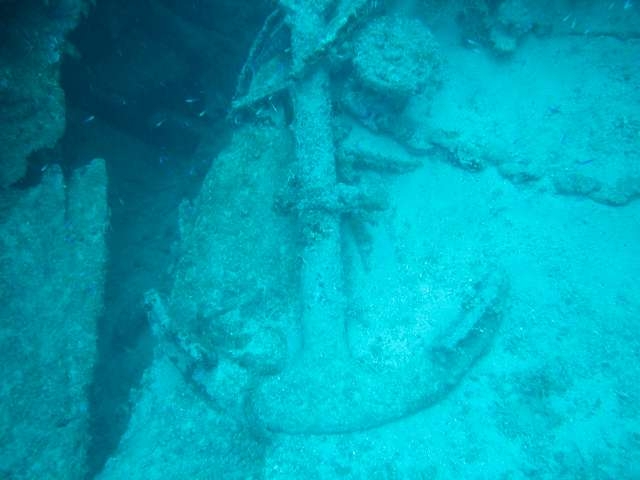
[293,66,348,359]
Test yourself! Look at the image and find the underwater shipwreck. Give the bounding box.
[1,0,639,478]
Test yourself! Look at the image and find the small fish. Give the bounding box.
[575,158,595,165]
[268,96,278,113]
[83,115,95,123]
[562,13,572,22]
[197,109,207,117]
[154,118,166,128]
[184,97,199,104]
